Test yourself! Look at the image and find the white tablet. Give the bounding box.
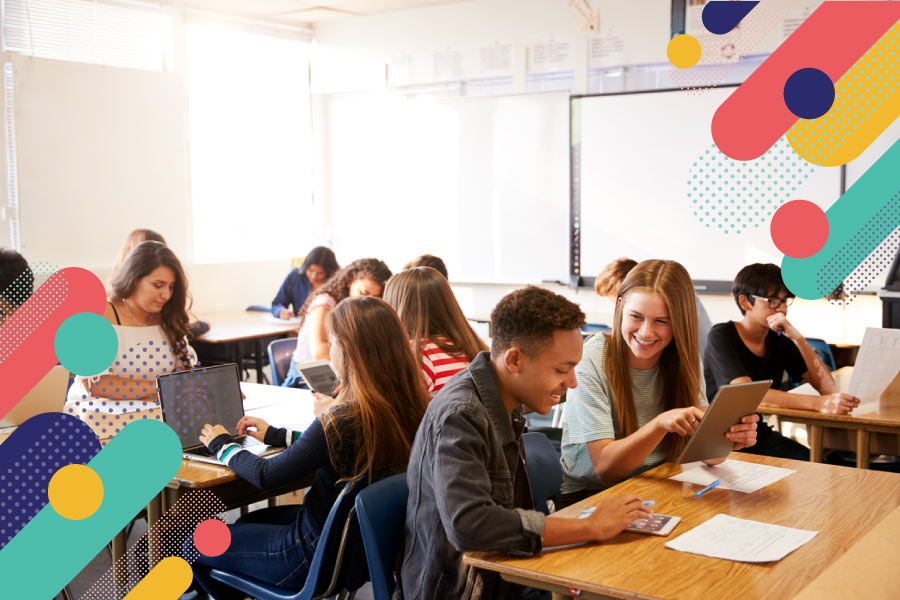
[296,360,341,396]
[676,379,772,464]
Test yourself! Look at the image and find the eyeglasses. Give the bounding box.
[751,294,794,310]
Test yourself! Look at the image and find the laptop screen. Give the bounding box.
[157,364,245,450]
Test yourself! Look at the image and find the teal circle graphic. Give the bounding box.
[54,312,118,376]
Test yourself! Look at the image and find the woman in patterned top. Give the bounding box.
[384,266,487,397]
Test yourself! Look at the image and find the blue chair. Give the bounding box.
[354,473,408,600]
[247,304,271,312]
[581,323,610,334]
[806,338,836,371]
[268,338,298,387]
[522,432,562,515]
[209,479,368,600]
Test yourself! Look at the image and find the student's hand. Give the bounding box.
[815,393,860,415]
[766,313,800,340]
[237,416,270,441]
[278,308,294,320]
[583,495,652,542]
[655,406,706,437]
[725,413,759,450]
[312,392,337,418]
[199,424,229,447]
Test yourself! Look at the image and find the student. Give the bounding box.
[383,266,487,397]
[595,256,713,355]
[561,260,758,504]
[404,253,449,279]
[703,263,859,460]
[283,257,392,388]
[65,241,196,432]
[191,297,428,599]
[272,246,340,319]
[0,247,33,323]
[402,286,651,599]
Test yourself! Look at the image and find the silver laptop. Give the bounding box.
[0,365,70,430]
[157,363,278,464]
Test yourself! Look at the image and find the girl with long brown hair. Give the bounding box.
[384,266,487,397]
[66,241,197,434]
[559,260,758,504]
[194,296,428,597]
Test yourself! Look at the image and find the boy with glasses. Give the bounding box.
[703,263,859,460]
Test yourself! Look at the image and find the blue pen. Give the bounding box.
[642,501,655,507]
[694,479,721,498]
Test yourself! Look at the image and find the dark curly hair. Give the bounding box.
[297,257,392,326]
[490,286,586,355]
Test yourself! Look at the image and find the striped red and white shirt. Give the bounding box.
[419,338,471,398]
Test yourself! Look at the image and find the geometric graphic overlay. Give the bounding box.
[787,21,900,167]
[783,67,835,119]
[834,221,900,304]
[54,312,118,377]
[80,490,227,600]
[672,0,803,93]
[0,413,101,549]
[193,519,231,557]
[702,1,760,35]
[122,556,193,600]
[782,135,900,299]
[668,34,702,69]
[771,199,829,258]
[688,137,819,234]
[0,267,107,419]
[0,419,182,600]
[711,2,900,161]
[48,463,104,520]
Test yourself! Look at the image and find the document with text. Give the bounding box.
[665,514,817,562]
[670,460,795,493]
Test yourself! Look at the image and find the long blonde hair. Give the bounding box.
[605,259,700,459]
[383,267,487,364]
[321,296,428,483]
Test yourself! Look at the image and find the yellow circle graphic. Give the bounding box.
[668,34,702,69]
[48,464,104,520]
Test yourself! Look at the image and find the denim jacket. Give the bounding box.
[401,352,545,599]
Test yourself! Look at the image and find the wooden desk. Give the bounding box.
[193,310,299,382]
[464,454,900,600]
[760,366,900,467]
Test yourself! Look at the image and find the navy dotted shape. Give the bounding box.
[0,412,101,549]
[702,1,760,35]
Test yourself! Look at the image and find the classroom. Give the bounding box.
[0,0,899,599]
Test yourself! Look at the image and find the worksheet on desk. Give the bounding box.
[848,327,900,407]
[670,460,795,493]
[665,514,817,562]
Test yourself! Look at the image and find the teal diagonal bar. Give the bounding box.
[782,136,900,299]
[0,419,182,598]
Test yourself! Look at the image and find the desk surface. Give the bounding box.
[464,453,900,600]
[195,310,299,344]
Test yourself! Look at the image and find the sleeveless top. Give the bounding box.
[291,293,338,365]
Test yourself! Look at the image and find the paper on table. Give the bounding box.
[670,459,794,493]
[665,514,817,562]
[848,328,900,403]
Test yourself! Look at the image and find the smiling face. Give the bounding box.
[349,277,383,298]
[502,328,584,415]
[130,266,176,314]
[619,290,674,370]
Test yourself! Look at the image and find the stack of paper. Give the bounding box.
[665,514,817,562]
[670,459,794,493]
[848,327,900,405]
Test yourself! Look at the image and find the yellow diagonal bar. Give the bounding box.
[124,556,193,600]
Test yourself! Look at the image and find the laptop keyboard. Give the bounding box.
[188,435,261,458]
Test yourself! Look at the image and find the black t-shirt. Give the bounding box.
[703,321,808,436]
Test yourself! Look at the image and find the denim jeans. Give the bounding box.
[281,360,310,389]
[187,506,318,600]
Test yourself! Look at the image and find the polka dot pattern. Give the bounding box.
[788,21,899,163]
[0,262,65,364]
[688,137,815,234]
[79,489,227,599]
[818,190,900,303]
[0,413,101,550]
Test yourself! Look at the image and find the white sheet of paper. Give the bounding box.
[847,328,900,403]
[665,514,817,562]
[670,460,795,493]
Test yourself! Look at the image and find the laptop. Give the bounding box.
[157,363,279,464]
[0,365,70,430]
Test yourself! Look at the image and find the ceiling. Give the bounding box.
[180,0,469,28]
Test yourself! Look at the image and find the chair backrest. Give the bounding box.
[246,304,271,312]
[354,473,408,600]
[522,432,562,515]
[806,337,836,371]
[268,338,298,387]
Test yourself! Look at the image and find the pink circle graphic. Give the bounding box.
[194,519,231,557]
[771,200,829,259]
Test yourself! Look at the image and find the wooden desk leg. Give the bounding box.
[255,339,266,384]
[856,429,871,469]
[146,493,163,568]
[111,529,126,588]
[809,425,824,463]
